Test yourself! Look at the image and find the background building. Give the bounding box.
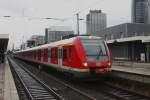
[107,36,150,62]
[99,23,150,40]
[99,23,150,62]
[20,42,27,50]
[27,40,36,48]
[31,35,44,46]
[45,26,74,43]
[86,10,106,36]
[0,34,9,63]
[26,35,44,48]
[94,0,150,62]
[132,0,150,23]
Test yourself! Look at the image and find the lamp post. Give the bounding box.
[76,13,84,35]
[76,13,79,35]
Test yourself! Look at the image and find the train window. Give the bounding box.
[68,48,71,57]
[63,48,67,59]
[54,48,58,58]
[40,50,42,57]
[48,50,50,57]
[51,49,55,58]
[42,50,45,57]
[51,48,58,58]
[44,49,47,57]
[34,51,36,58]
[39,50,41,56]
[63,47,71,59]
[58,49,62,58]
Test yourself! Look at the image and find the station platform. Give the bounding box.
[111,61,150,84]
[0,62,19,100]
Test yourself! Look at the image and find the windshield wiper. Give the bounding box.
[96,47,103,60]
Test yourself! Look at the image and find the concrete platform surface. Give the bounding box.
[0,63,19,100]
[113,61,150,69]
[111,64,150,84]
[112,65,150,76]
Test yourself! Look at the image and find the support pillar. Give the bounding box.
[131,42,135,61]
[146,43,150,62]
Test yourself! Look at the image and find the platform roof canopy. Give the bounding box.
[106,36,150,44]
[0,34,9,54]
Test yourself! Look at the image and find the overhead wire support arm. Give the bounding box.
[76,13,80,35]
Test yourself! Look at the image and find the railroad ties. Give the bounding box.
[99,83,150,100]
[8,57,63,100]
[11,57,97,100]
[8,57,150,100]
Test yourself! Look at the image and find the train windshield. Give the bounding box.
[81,39,107,61]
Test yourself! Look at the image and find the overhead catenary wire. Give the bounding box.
[62,0,106,21]
[1,0,106,22]
[76,0,105,14]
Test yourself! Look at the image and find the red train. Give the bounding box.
[15,36,112,78]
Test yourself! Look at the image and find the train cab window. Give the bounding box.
[81,39,107,61]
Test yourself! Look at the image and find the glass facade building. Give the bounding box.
[132,0,150,23]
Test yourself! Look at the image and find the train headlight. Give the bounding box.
[108,62,111,66]
[82,62,88,67]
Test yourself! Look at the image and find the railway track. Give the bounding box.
[92,82,150,100]
[11,57,150,100]
[8,57,97,100]
[8,58,63,100]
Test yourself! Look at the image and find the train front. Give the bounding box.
[79,36,112,77]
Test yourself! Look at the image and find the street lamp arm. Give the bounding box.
[3,16,11,18]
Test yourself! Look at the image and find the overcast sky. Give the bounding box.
[0,0,131,49]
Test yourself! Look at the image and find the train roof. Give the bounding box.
[16,36,102,53]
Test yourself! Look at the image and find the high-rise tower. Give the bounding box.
[86,10,106,36]
[132,0,150,23]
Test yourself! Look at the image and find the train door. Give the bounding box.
[43,48,48,63]
[58,47,62,67]
[38,49,41,61]
[50,47,58,64]
[41,49,43,62]
[62,45,72,67]
[48,47,51,64]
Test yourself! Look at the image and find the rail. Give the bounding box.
[8,57,63,100]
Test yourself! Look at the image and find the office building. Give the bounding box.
[132,0,150,23]
[31,35,44,46]
[99,23,150,62]
[45,26,74,43]
[86,10,106,36]
[26,35,44,48]
[100,23,150,40]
